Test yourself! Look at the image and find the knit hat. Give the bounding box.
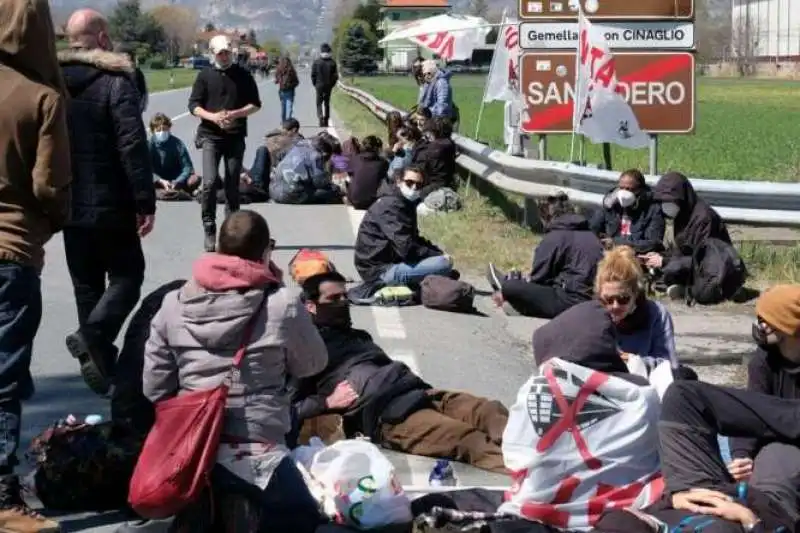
[755,285,800,336]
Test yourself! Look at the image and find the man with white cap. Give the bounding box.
[188,34,261,252]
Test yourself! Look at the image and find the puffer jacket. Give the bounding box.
[59,48,154,229]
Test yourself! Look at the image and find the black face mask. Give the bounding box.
[313,301,352,329]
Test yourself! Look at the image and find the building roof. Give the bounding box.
[383,0,449,7]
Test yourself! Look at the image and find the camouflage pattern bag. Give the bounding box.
[25,420,144,511]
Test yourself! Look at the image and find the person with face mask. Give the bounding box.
[188,34,262,252]
[387,125,423,180]
[595,246,678,370]
[642,172,733,300]
[59,8,156,397]
[292,271,509,473]
[728,285,800,485]
[148,113,199,196]
[353,166,454,289]
[589,169,665,254]
[347,135,389,210]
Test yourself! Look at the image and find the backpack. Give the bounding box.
[289,249,336,284]
[420,276,475,313]
[687,238,747,305]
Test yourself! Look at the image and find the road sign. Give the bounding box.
[519,21,695,50]
[519,51,695,134]
[519,0,694,20]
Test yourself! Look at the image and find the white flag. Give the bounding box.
[484,16,520,103]
[574,8,649,149]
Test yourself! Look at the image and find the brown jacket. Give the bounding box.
[0,0,71,270]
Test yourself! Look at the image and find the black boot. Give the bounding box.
[203,224,216,252]
[66,330,116,396]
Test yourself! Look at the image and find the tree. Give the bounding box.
[353,0,382,33]
[261,39,282,62]
[339,19,378,75]
[247,29,258,45]
[731,11,760,75]
[149,5,198,59]
[469,0,490,18]
[695,0,730,62]
[109,0,165,56]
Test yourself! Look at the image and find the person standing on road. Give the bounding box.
[188,34,261,252]
[311,43,339,128]
[0,0,71,529]
[59,8,156,397]
[274,55,299,122]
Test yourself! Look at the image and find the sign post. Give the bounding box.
[517,0,696,172]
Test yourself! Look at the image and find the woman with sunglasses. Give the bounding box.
[595,246,678,370]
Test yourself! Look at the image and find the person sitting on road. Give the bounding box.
[243,118,304,195]
[727,285,800,484]
[596,246,678,370]
[354,165,454,289]
[487,192,604,319]
[143,210,328,532]
[415,117,457,203]
[385,110,404,151]
[641,171,733,300]
[501,300,663,529]
[292,271,509,473]
[388,124,424,180]
[348,135,389,210]
[593,381,800,533]
[148,113,198,197]
[590,169,665,254]
[269,134,340,205]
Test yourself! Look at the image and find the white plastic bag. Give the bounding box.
[309,439,412,529]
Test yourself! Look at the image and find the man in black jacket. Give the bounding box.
[292,271,508,473]
[59,9,156,397]
[311,43,339,127]
[188,34,261,251]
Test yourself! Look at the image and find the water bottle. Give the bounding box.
[84,414,103,425]
[428,459,457,487]
[737,481,748,503]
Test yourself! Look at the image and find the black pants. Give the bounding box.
[501,279,588,319]
[659,381,800,525]
[200,136,246,230]
[315,87,332,122]
[64,226,145,350]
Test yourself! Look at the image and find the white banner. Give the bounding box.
[413,27,489,61]
[484,17,520,103]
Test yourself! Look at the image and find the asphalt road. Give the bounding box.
[26,75,757,531]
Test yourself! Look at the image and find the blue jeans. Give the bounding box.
[249,146,271,190]
[0,262,41,481]
[279,89,295,122]
[381,255,452,286]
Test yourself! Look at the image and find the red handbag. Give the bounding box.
[128,298,265,519]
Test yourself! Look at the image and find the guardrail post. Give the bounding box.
[523,197,544,232]
[648,134,659,175]
[537,135,548,160]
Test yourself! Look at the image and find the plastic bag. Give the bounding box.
[308,439,412,529]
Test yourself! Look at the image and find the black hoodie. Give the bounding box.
[653,172,731,256]
[529,214,605,297]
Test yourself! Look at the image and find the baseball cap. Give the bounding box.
[209,35,232,55]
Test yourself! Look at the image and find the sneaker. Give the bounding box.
[65,331,111,396]
[0,477,60,532]
[204,232,216,253]
[486,263,505,291]
[666,284,686,300]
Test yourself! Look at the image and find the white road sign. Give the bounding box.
[519,21,695,50]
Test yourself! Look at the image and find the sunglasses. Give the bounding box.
[402,180,422,190]
[601,294,632,306]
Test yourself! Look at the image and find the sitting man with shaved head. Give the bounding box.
[59,9,156,397]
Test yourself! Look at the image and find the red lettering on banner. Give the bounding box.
[519,475,581,528]
[535,367,607,470]
[504,26,518,49]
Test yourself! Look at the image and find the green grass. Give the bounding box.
[144,69,200,93]
[347,75,800,182]
[333,87,800,285]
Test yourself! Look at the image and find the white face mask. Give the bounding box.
[153,131,169,143]
[400,183,420,202]
[662,202,680,218]
[617,189,637,208]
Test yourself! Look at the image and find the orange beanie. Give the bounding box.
[755,285,800,336]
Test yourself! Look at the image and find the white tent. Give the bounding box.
[379,14,493,61]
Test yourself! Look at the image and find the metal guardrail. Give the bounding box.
[337,82,800,228]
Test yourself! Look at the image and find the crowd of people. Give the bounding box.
[2,0,799,532]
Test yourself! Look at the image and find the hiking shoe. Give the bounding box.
[486,263,504,291]
[666,284,686,301]
[66,331,111,396]
[0,477,60,532]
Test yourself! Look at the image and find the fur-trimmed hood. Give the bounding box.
[58,48,134,73]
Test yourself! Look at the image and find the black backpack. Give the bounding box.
[687,238,747,305]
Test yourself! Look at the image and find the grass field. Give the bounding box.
[332,88,800,285]
[346,75,800,182]
[144,69,199,93]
